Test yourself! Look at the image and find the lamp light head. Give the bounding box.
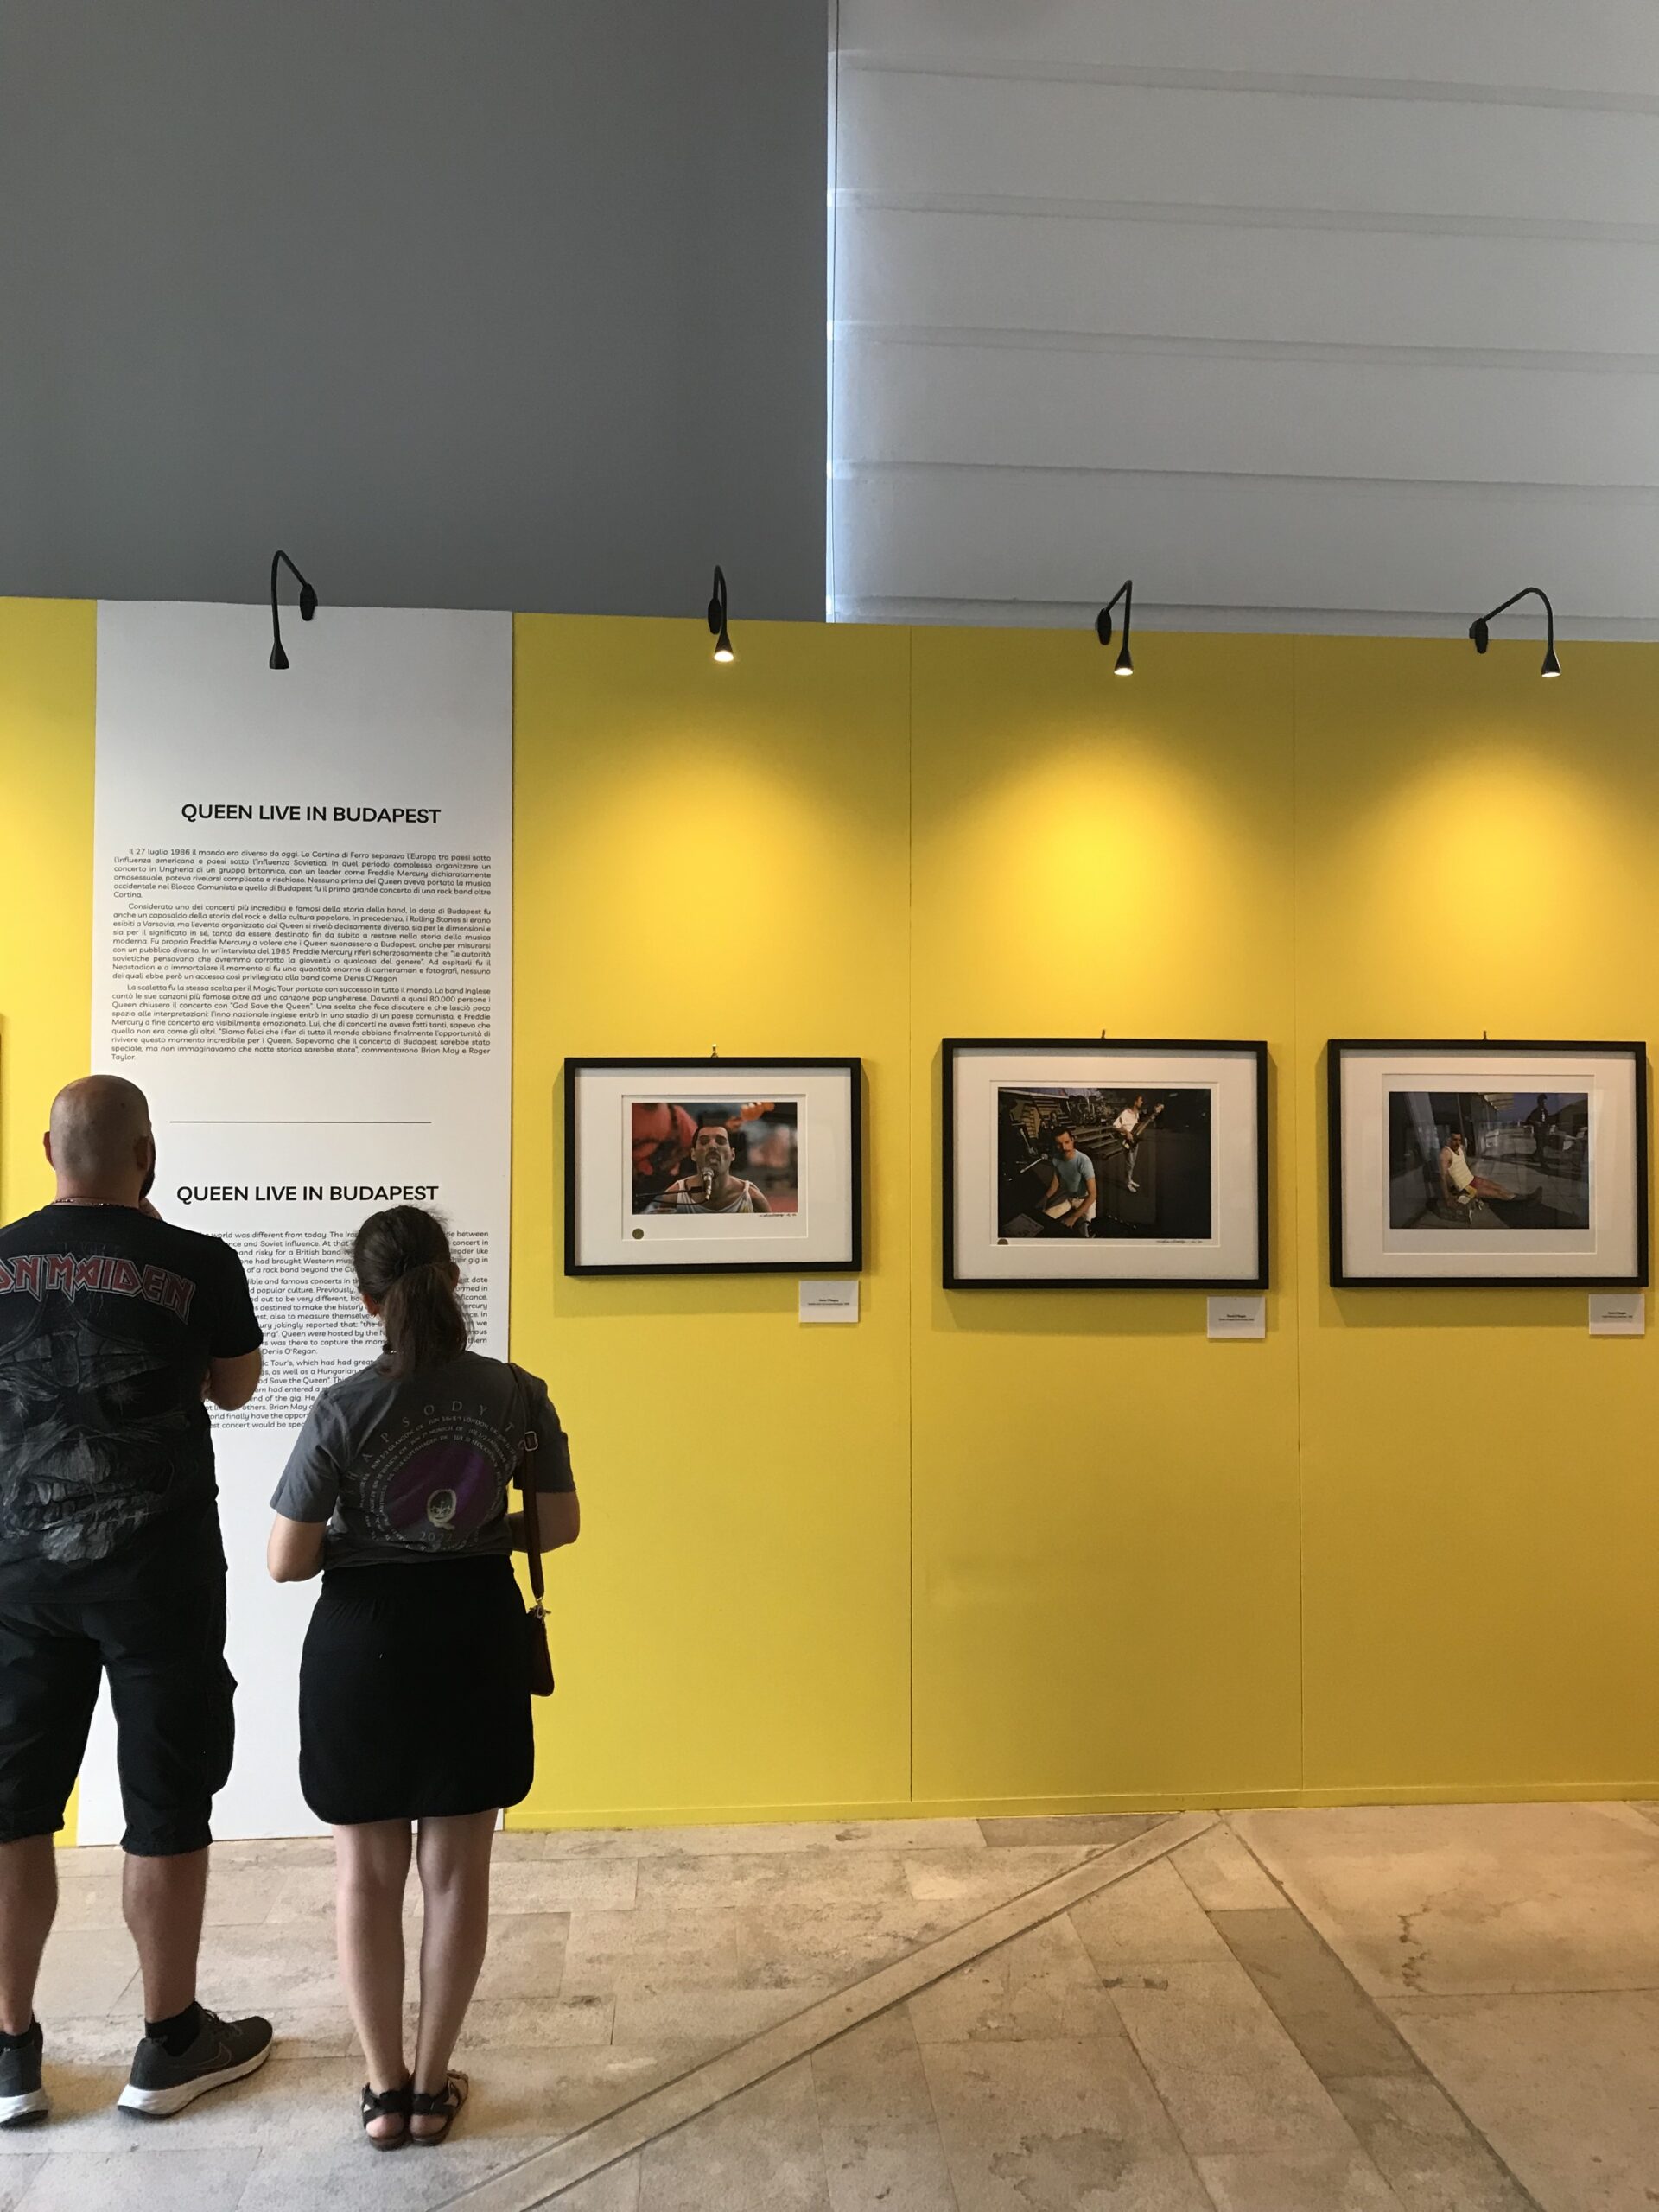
[269,548,317,671]
[1468,586,1559,677]
[1096,579,1135,674]
[707,564,733,663]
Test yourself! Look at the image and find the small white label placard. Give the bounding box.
[801,1280,859,1325]
[1589,1292,1644,1337]
[1207,1294,1265,1341]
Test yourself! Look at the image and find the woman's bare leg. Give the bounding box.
[334,1821,413,2140]
[410,1810,496,2135]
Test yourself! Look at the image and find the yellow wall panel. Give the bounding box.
[0,601,96,1226]
[0,597,97,1841]
[908,629,1303,1808]
[510,616,915,1822]
[1293,637,1659,1797]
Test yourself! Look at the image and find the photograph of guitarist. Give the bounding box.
[1109,1095,1164,1195]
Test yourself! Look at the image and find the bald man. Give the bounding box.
[0,1078,270,2125]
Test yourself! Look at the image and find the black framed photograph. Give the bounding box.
[564,1058,861,1275]
[1328,1039,1648,1287]
[944,1039,1269,1290]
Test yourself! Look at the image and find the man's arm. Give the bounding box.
[509,1492,581,1553]
[749,1185,772,1215]
[267,1513,327,1581]
[207,1349,262,1409]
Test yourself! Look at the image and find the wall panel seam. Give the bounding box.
[832,601,1659,641]
[838,56,1659,118]
[834,460,1659,501]
[905,620,916,1807]
[835,327,1659,378]
[836,192,1659,247]
[1289,632,1306,1800]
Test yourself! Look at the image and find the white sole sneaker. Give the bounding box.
[0,2088,48,2127]
[118,2042,271,2119]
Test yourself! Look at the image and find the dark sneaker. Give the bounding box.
[118,2008,273,2118]
[0,2021,47,2126]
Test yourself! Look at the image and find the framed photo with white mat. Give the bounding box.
[564,1057,861,1276]
[943,1038,1269,1291]
[1328,1039,1647,1288]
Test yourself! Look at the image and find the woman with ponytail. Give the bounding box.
[265,1205,578,2148]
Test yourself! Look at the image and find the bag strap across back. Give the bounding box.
[512,1363,547,1612]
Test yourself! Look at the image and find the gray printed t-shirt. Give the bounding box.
[270,1349,574,1570]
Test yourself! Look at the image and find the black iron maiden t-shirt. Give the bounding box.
[0,1204,262,1590]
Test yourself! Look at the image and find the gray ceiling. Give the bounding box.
[0,2,827,619]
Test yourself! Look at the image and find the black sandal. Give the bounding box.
[360,2080,412,2150]
[410,2070,468,2145]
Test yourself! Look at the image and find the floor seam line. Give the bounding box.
[436,1811,1219,2211]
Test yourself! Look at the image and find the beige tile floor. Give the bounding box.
[5,1802,1656,2209]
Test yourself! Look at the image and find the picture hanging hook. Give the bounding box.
[710,1045,720,1059]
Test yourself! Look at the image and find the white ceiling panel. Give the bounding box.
[836,213,1659,357]
[830,6,1659,632]
[838,0,1659,104]
[841,74,1659,230]
[835,468,1659,625]
[836,340,1659,488]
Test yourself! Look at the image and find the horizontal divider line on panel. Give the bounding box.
[832,321,1659,378]
[836,188,1659,248]
[837,52,1659,119]
[833,458,1659,501]
[828,599,1659,642]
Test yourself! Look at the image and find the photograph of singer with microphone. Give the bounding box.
[632,1102,799,1217]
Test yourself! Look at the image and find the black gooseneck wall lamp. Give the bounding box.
[1469,586,1560,678]
[1095,580,1135,676]
[707,566,734,663]
[269,550,319,671]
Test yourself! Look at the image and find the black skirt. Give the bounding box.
[299,1555,534,1826]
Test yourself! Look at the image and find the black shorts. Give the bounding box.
[300,1557,532,1826]
[0,1569,235,1855]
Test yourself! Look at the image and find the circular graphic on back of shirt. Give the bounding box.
[380,1439,496,1547]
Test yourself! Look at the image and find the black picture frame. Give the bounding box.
[942,1037,1271,1291]
[1327,1039,1649,1288]
[563,1056,863,1276]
